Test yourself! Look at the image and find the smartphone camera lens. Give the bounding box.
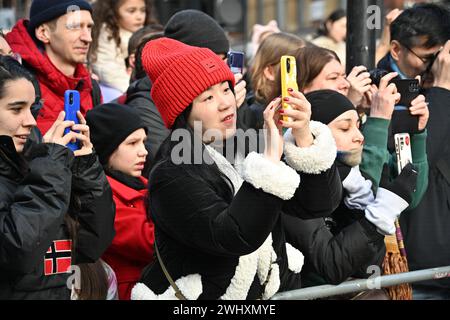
[69,93,74,104]
[286,59,291,73]
[409,82,419,92]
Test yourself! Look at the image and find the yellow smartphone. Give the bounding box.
[280,55,298,122]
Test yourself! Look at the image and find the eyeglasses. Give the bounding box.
[401,44,440,66]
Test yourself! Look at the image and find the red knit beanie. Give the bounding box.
[142,37,235,129]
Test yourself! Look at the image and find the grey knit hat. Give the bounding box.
[164,9,230,55]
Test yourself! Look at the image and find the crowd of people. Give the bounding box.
[0,0,448,300]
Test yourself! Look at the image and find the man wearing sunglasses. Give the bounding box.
[377,3,450,300]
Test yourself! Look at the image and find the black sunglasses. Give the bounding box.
[401,43,441,66]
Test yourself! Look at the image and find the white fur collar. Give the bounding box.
[283,121,337,174]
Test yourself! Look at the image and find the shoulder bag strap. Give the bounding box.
[154,239,187,300]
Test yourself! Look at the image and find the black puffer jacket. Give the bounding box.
[125,76,170,176]
[0,137,115,299]
[286,202,385,287]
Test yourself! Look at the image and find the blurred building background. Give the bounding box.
[1,0,31,30]
[1,0,447,47]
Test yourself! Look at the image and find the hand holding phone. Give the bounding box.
[390,79,420,134]
[64,90,81,151]
[280,56,298,122]
[390,78,420,107]
[227,51,244,74]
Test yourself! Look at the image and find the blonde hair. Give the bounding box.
[250,32,305,103]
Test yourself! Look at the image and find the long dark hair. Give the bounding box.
[317,9,346,37]
[89,0,156,63]
[150,106,235,208]
[66,195,109,300]
[131,31,164,82]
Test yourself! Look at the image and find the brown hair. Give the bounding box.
[131,31,164,82]
[293,45,340,91]
[89,0,156,63]
[250,32,305,103]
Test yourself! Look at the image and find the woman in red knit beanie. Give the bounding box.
[131,37,341,300]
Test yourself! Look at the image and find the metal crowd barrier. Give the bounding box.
[271,266,450,300]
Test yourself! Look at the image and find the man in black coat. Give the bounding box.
[376,3,450,299]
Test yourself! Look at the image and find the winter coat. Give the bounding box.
[131,121,342,300]
[0,137,115,299]
[238,97,265,131]
[377,55,449,289]
[6,20,96,135]
[91,24,132,93]
[400,87,450,290]
[125,76,170,176]
[285,204,385,287]
[102,175,154,300]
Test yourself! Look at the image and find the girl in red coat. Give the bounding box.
[86,103,154,300]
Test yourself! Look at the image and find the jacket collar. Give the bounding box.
[0,136,29,181]
[377,53,392,72]
[107,175,148,202]
[378,53,408,79]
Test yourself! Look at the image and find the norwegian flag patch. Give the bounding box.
[44,240,72,276]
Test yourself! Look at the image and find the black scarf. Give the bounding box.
[105,168,146,191]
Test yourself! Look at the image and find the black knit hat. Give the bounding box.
[306,90,356,125]
[28,0,92,31]
[164,9,230,55]
[86,103,146,165]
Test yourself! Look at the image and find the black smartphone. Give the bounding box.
[227,51,244,74]
[390,79,420,134]
[390,78,420,107]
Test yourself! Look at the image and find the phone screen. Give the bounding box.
[227,51,244,74]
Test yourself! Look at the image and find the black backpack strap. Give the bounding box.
[91,77,102,107]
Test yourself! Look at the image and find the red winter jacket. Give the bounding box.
[102,176,155,300]
[6,20,96,134]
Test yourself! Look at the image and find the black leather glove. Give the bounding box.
[379,162,418,204]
